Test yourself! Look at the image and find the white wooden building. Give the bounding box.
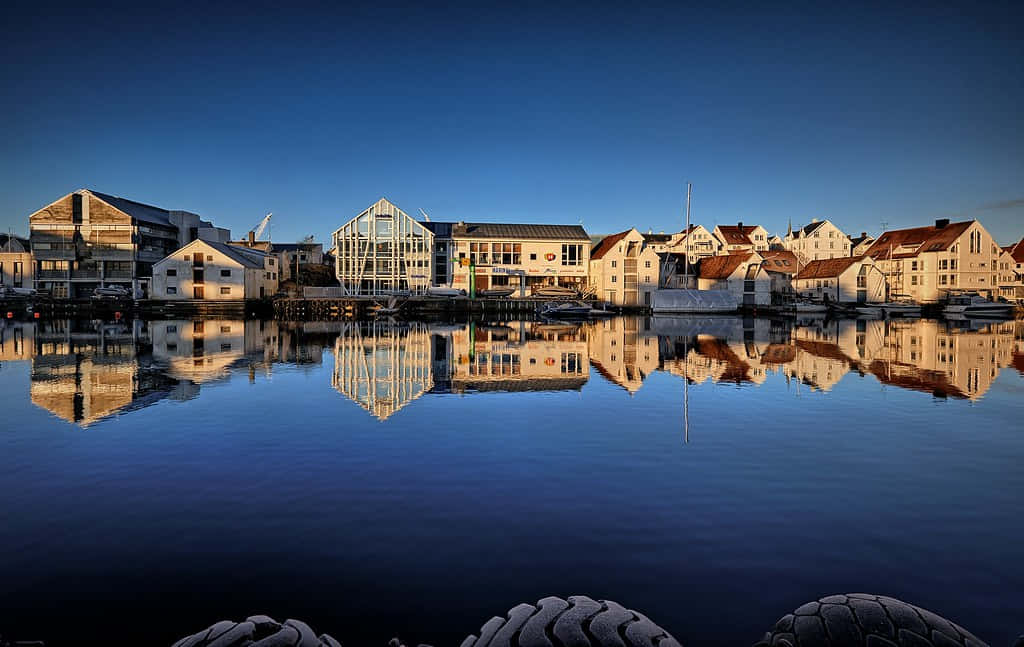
[697,252,771,306]
[589,229,660,306]
[793,256,886,304]
[152,239,278,300]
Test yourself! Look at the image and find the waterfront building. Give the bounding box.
[428,221,591,295]
[28,189,230,298]
[151,239,278,300]
[332,198,434,296]
[864,219,1004,302]
[229,237,326,282]
[696,252,771,306]
[759,250,801,299]
[793,256,886,303]
[849,231,876,256]
[996,248,1020,301]
[0,234,33,292]
[783,218,851,263]
[712,222,770,253]
[589,229,661,306]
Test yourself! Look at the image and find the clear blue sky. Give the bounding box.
[2,2,1022,244]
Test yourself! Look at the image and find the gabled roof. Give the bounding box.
[715,225,758,246]
[591,230,633,260]
[864,221,974,260]
[760,250,800,274]
[179,240,270,268]
[795,256,864,280]
[641,233,673,243]
[0,233,29,252]
[801,220,827,236]
[448,222,590,241]
[88,190,179,227]
[698,253,754,279]
[849,232,874,247]
[1007,238,1024,263]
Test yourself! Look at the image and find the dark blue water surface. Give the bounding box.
[0,317,1022,646]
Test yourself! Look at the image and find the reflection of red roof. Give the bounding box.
[699,253,753,279]
[695,338,751,383]
[867,360,966,398]
[864,221,973,259]
[795,338,856,364]
[760,250,800,274]
[591,230,632,260]
[716,225,756,245]
[1013,352,1024,376]
[795,256,864,280]
[762,344,796,364]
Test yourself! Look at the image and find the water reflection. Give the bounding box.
[2,316,1021,427]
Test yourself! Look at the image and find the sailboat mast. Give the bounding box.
[683,182,691,285]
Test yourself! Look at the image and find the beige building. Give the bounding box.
[697,252,771,306]
[643,225,719,259]
[28,189,229,298]
[864,219,1005,302]
[784,218,851,263]
[713,223,770,253]
[793,256,886,304]
[152,239,279,300]
[589,229,660,306]
[1,234,33,293]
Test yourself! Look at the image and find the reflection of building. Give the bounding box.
[331,321,434,420]
[587,317,658,393]
[151,320,279,382]
[0,320,34,361]
[449,322,589,392]
[29,320,180,426]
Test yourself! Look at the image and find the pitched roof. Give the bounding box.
[641,233,673,243]
[801,220,827,236]
[760,250,800,274]
[591,230,632,260]
[433,222,589,241]
[211,241,270,268]
[88,190,178,227]
[795,256,864,280]
[849,232,874,247]
[698,253,753,279]
[864,221,973,260]
[0,233,29,252]
[1008,238,1024,263]
[715,225,757,245]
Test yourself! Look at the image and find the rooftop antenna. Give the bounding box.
[419,208,431,222]
[880,221,889,232]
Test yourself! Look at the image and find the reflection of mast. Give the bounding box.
[684,334,689,444]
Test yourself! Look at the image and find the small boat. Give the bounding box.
[880,301,921,317]
[537,301,595,318]
[943,292,1013,317]
[855,305,884,317]
[587,305,616,317]
[794,300,828,313]
[533,285,579,299]
[425,286,465,298]
[92,285,131,299]
[477,287,515,298]
[0,286,37,298]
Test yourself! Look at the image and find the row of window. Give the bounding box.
[165,286,235,295]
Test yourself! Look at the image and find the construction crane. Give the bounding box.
[249,213,272,240]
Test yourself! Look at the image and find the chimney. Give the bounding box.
[861,231,867,237]
[811,217,819,223]
[248,231,255,245]
[737,221,743,229]
[935,218,949,229]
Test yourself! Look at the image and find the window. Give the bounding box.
[561,244,583,266]
[220,269,231,277]
[529,253,537,261]
[167,325,178,333]
[221,325,232,333]
[268,258,275,266]
[166,268,177,277]
[911,260,918,271]
[166,286,177,294]
[611,275,617,283]
[644,260,651,268]
[911,276,918,285]
[207,255,213,261]
[220,287,231,295]
[166,343,177,352]
[611,260,617,268]
[266,272,272,279]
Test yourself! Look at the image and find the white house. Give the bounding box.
[784,218,851,263]
[589,228,660,306]
[152,239,279,300]
[697,252,771,306]
[713,223,770,253]
[793,256,886,304]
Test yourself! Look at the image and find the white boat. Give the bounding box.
[794,300,828,313]
[92,285,131,299]
[533,285,579,299]
[943,292,1013,317]
[651,289,738,313]
[478,287,515,298]
[880,301,921,317]
[425,286,464,298]
[855,306,884,317]
[538,301,594,318]
[1,286,37,297]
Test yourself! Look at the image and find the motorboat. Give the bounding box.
[0,286,37,298]
[943,292,1013,317]
[425,286,464,298]
[855,305,884,318]
[477,287,515,298]
[880,301,921,317]
[533,285,579,299]
[92,285,131,299]
[537,301,597,318]
[793,300,828,313]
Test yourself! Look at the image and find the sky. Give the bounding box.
[1,1,1022,244]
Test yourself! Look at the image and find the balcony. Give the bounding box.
[70,270,101,280]
[37,270,69,279]
[105,270,133,279]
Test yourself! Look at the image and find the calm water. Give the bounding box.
[1,316,1022,646]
